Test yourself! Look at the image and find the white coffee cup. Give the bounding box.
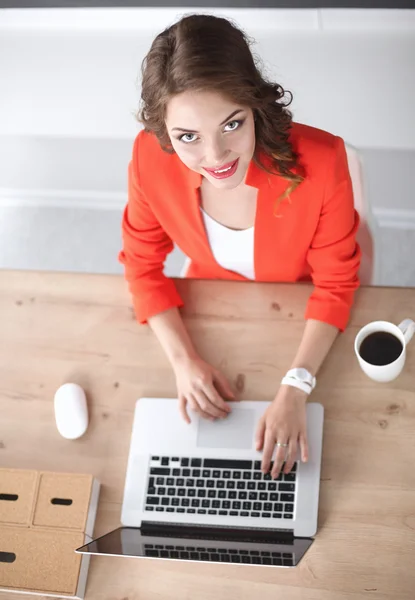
[354,318,415,382]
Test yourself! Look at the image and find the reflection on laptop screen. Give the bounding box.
[77,526,313,568]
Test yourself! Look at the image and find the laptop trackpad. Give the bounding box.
[196,408,255,450]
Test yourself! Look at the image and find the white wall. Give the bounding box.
[0,7,414,216]
[0,8,414,148]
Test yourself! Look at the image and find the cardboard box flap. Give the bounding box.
[0,526,83,595]
[0,469,38,526]
[33,473,93,531]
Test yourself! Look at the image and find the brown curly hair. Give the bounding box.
[136,13,305,210]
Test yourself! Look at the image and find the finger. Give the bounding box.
[195,389,227,419]
[200,382,230,417]
[213,371,236,400]
[271,438,289,479]
[179,395,191,424]
[261,428,276,474]
[255,417,266,451]
[189,394,215,422]
[284,435,298,474]
[299,431,309,463]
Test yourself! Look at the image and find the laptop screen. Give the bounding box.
[77,526,313,567]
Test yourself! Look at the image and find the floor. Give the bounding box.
[0,205,414,287]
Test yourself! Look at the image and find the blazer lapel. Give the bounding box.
[246,153,292,281]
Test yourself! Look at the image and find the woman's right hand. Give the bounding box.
[172,355,236,423]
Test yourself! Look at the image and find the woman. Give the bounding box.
[119,14,361,481]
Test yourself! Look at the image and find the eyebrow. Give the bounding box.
[171,109,245,133]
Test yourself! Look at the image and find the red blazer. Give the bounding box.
[119,122,361,331]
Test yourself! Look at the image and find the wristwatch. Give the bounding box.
[281,368,316,395]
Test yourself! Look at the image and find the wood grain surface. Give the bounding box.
[0,270,414,600]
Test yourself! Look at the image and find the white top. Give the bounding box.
[200,207,255,280]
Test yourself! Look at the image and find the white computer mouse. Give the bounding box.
[54,383,89,440]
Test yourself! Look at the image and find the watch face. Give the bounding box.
[293,368,315,388]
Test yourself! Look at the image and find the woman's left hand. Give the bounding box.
[255,385,309,479]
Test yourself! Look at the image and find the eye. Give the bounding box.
[224,120,243,132]
[179,132,197,144]
[177,119,245,144]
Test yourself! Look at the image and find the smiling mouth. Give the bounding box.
[203,159,239,177]
[204,159,237,173]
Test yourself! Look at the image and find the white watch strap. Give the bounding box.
[285,368,316,389]
[281,376,312,395]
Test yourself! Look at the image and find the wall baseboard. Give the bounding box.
[1,187,415,230]
[0,188,127,210]
[373,207,415,230]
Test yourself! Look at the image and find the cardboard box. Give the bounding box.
[0,469,100,599]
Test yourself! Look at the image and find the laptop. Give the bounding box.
[77,397,324,568]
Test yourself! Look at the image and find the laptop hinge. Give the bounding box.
[141,521,294,544]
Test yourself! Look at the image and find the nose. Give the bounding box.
[204,138,229,167]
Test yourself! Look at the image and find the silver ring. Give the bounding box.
[276,442,289,447]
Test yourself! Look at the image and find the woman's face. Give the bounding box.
[165,90,256,190]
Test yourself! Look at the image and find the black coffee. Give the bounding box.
[359,331,403,366]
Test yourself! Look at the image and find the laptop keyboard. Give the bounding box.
[144,457,296,519]
[144,543,294,566]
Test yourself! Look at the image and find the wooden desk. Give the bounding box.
[1,271,414,600]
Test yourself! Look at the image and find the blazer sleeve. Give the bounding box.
[118,134,184,324]
[304,136,362,331]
